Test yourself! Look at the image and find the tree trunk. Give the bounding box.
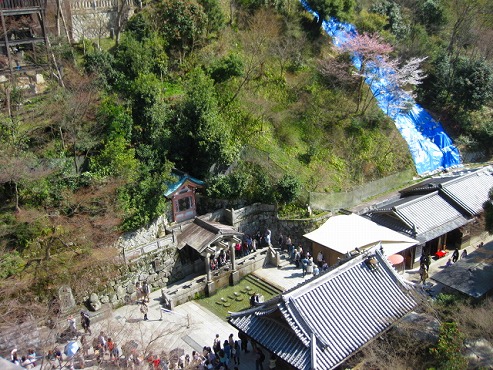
[14,181,20,212]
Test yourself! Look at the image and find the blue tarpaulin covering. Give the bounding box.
[300,1,462,175]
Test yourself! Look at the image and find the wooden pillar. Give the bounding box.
[0,10,14,78]
[229,240,236,271]
[205,251,211,282]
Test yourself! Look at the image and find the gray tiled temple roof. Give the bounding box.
[364,166,493,243]
[439,166,493,216]
[366,192,469,243]
[229,250,416,370]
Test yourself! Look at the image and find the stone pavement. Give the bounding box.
[402,234,493,297]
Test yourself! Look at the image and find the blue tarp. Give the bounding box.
[300,1,462,175]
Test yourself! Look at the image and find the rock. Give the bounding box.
[116,285,126,299]
[89,293,102,311]
[147,274,156,283]
[110,294,119,305]
[126,284,135,294]
[35,73,45,84]
[100,295,110,304]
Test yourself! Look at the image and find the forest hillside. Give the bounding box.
[0,0,492,326]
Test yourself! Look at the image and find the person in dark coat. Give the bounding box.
[452,248,459,263]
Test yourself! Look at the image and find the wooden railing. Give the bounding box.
[0,0,45,9]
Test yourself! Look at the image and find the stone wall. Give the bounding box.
[70,0,134,42]
[117,214,169,252]
[88,204,309,310]
[86,238,199,311]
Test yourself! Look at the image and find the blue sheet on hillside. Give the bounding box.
[300,1,462,175]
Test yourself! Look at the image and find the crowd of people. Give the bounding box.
[17,326,276,369]
[9,348,41,369]
[210,230,275,272]
[276,233,328,278]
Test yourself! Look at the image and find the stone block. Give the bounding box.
[116,285,126,299]
[147,274,156,283]
[100,295,110,304]
[16,76,30,89]
[35,73,45,84]
[58,285,76,313]
[126,284,135,294]
[89,293,102,311]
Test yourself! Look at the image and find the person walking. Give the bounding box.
[452,248,459,263]
[142,282,150,303]
[140,302,148,321]
[232,340,240,365]
[255,348,265,370]
[419,264,428,284]
[213,334,221,355]
[80,311,91,335]
[238,331,249,353]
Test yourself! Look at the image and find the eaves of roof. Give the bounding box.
[439,166,493,216]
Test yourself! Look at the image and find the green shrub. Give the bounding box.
[275,174,302,204]
[429,321,468,370]
[0,251,26,278]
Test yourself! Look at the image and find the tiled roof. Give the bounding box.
[164,172,205,197]
[366,191,469,243]
[365,167,493,243]
[176,218,242,254]
[229,249,416,370]
[440,166,493,216]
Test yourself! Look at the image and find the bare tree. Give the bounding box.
[0,151,52,211]
[221,8,281,109]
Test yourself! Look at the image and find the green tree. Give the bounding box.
[113,33,168,83]
[126,11,154,42]
[208,54,244,84]
[198,0,225,37]
[118,161,174,231]
[354,9,389,35]
[155,0,207,62]
[306,0,356,28]
[416,0,447,34]
[90,137,139,182]
[419,54,493,112]
[0,250,25,278]
[83,50,122,89]
[452,58,493,112]
[169,69,238,178]
[275,174,301,204]
[128,73,171,146]
[369,0,409,39]
[97,96,133,141]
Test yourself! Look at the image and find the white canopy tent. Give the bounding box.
[304,213,418,257]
